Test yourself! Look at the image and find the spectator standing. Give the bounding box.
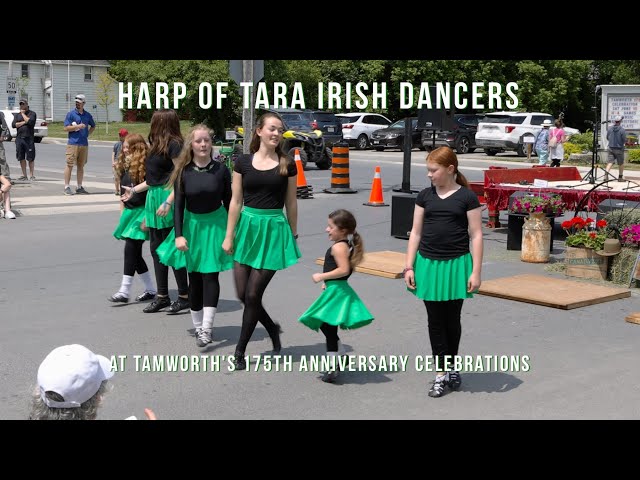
[63,94,96,195]
[12,98,37,181]
[0,110,11,181]
[606,115,627,181]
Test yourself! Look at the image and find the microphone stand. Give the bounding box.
[579,86,617,185]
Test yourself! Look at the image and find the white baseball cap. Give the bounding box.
[37,344,114,408]
[74,94,86,104]
[614,115,623,122]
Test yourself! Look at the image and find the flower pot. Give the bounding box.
[521,212,551,263]
[564,246,608,280]
[507,213,555,252]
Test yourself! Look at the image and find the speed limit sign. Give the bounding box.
[6,76,17,94]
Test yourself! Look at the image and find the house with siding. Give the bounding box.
[0,60,122,122]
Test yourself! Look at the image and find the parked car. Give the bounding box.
[420,113,483,154]
[0,109,48,143]
[308,110,343,147]
[336,112,392,150]
[370,118,423,151]
[475,112,578,157]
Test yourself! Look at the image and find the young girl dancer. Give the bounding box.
[299,209,373,383]
[157,125,233,346]
[109,133,156,303]
[404,147,483,398]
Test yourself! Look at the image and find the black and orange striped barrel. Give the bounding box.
[324,141,357,194]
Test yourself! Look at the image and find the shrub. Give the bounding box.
[628,149,640,163]
[563,142,583,160]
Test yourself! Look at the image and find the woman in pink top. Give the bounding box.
[549,119,566,167]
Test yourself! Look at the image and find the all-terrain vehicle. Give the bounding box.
[266,108,332,170]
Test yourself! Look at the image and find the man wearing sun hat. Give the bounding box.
[112,128,129,196]
[606,115,627,181]
[29,344,114,420]
[63,94,96,196]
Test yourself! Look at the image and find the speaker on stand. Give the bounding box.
[391,193,417,239]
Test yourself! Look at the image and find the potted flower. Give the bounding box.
[620,224,640,248]
[508,193,565,217]
[562,217,609,280]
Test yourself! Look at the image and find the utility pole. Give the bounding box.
[242,60,255,154]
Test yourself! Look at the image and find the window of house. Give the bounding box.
[84,66,93,81]
[21,64,29,78]
[45,64,51,79]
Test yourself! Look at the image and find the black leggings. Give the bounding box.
[188,271,220,311]
[149,226,188,297]
[550,159,561,167]
[320,323,340,352]
[423,299,464,370]
[233,262,279,355]
[123,238,149,277]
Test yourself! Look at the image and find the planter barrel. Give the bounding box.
[565,246,608,280]
[521,212,551,263]
[507,213,555,252]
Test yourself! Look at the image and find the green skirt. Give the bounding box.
[299,280,374,331]
[233,206,301,270]
[157,209,233,273]
[145,185,174,229]
[113,206,149,241]
[408,252,474,301]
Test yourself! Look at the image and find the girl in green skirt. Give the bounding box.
[109,134,156,303]
[158,125,233,347]
[404,147,483,398]
[222,112,301,370]
[299,209,373,383]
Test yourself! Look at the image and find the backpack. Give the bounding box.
[548,131,558,148]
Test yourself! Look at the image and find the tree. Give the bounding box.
[96,72,116,134]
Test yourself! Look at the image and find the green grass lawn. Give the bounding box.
[46,120,194,141]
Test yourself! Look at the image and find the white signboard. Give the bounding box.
[6,76,17,94]
[533,179,549,188]
[607,95,640,130]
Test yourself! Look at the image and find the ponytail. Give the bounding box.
[350,231,364,268]
[455,170,469,188]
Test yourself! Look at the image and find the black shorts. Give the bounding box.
[16,137,35,161]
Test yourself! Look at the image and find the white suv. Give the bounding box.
[337,113,391,150]
[475,112,577,157]
[0,109,49,143]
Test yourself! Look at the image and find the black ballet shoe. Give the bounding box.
[269,322,283,354]
[233,353,247,371]
[108,292,129,303]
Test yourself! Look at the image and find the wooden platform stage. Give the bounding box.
[315,250,405,279]
[478,274,630,309]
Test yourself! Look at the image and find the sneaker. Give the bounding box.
[64,187,73,196]
[233,353,247,371]
[448,371,462,391]
[108,292,129,303]
[428,375,448,398]
[4,210,16,219]
[143,296,171,313]
[115,191,121,196]
[30,176,36,181]
[168,297,190,314]
[17,176,27,181]
[135,291,156,302]
[619,176,624,181]
[196,328,212,347]
[321,369,340,383]
[76,186,89,194]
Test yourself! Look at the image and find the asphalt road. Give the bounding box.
[2,139,640,419]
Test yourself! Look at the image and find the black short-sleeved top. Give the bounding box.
[145,141,182,186]
[323,239,353,280]
[416,186,480,260]
[233,154,297,209]
[120,170,147,209]
[173,161,231,237]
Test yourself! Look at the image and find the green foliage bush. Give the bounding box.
[628,149,640,163]
[567,131,594,152]
[563,142,583,160]
[604,209,640,231]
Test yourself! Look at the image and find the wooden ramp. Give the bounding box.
[478,274,630,309]
[315,250,405,279]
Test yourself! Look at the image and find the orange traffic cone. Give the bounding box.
[294,148,313,199]
[364,166,389,207]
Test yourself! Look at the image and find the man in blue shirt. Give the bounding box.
[63,94,96,195]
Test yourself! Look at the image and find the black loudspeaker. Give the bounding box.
[507,214,555,252]
[596,199,640,221]
[391,194,417,239]
[416,86,455,131]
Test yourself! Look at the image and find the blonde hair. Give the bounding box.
[167,124,214,191]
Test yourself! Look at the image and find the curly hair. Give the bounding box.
[28,381,108,420]
[114,133,148,185]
